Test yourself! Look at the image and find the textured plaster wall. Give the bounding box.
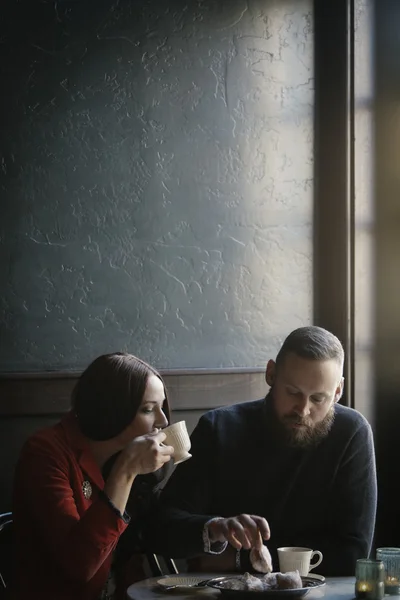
[0,0,313,371]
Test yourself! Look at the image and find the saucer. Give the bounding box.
[306,574,325,583]
[157,575,208,591]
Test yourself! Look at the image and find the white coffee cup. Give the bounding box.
[162,421,192,465]
[277,547,323,576]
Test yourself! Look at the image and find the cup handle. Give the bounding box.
[309,551,323,571]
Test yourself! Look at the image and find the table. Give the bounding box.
[126,576,356,600]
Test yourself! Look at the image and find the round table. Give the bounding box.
[127,575,356,600]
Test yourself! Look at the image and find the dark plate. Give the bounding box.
[206,576,325,599]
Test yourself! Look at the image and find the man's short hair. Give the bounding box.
[275,326,344,368]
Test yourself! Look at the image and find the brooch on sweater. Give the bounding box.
[82,480,92,499]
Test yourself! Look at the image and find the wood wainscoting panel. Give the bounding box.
[0,369,266,416]
[0,369,267,508]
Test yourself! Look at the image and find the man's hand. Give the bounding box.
[207,514,270,550]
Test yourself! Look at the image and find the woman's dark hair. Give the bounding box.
[72,352,170,441]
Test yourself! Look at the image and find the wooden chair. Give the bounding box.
[0,512,13,596]
[146,553,179,576]
[0,512,178,588]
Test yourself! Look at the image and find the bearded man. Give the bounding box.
[147,326,377,576]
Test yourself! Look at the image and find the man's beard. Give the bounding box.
[267,391,335,448]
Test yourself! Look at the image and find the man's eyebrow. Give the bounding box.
[285,383,329,399]
[284,381,300,389]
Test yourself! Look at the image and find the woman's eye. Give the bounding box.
[142,408,153,414]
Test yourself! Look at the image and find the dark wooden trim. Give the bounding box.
[313,0,353,406]
[0,367,265,380]
[0,370,267,417]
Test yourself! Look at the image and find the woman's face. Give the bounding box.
[117,375,169,446]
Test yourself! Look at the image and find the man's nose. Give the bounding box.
[293,396,311,417]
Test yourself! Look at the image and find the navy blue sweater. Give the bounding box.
[150,398,377,576]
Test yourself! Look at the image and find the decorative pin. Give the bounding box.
[82,480,92,499]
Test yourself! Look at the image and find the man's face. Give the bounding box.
[266,352,344,447]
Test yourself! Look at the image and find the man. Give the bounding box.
[149,326,377,576]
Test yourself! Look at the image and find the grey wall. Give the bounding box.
[0,0,313,371]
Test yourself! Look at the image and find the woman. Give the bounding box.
[11,353,174,600]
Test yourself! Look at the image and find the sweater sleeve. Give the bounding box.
[303,419,377,575]
[14,438,129,583]
[143,414,223,558]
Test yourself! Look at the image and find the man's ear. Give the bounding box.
[265,360,276,387]
[334,377,345,403]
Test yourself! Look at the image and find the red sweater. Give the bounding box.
[12,412,130,600]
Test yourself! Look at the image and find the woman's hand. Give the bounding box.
[118,430,174,476]
[103,431,174,514]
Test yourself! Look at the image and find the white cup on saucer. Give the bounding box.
[277,547,323,576]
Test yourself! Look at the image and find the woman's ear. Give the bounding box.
[265,360,276,387]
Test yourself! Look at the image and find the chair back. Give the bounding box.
[146,553,179,577]
[0,513,13,596]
